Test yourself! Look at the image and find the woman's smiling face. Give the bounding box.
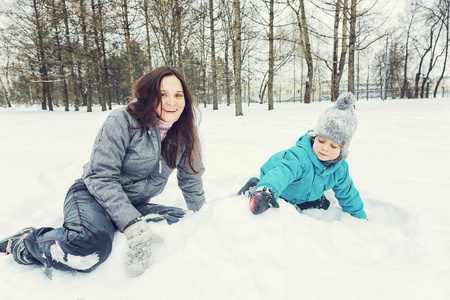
[156,75,185,123]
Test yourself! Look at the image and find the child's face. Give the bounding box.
[313,136,342,161]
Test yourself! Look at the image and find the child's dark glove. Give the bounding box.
[249,187,279,214]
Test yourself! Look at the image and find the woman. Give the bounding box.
[0,66,205,277]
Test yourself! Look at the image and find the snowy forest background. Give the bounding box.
[1,0,450,115]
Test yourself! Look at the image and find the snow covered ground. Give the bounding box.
[1,98,449,300]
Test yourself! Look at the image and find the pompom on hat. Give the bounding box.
[309,92,358,160]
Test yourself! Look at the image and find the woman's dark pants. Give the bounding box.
[23,179,115,272]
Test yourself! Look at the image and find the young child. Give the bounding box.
[238,92,366,219]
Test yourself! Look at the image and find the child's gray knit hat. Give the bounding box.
[310,92,358,159]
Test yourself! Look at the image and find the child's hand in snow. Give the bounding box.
[249,187,279,214]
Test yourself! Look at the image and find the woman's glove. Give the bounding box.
[123,219,161,277]
[249,187,279,214]
[136,203,186,224]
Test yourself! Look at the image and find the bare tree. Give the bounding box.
[233,0,243,116]
[0,29,13,107]
[249,0,278,109]
[61,0,79,110]
[347,0,356,94]
[347,0,374,95]
[224,20,232,107]
[209,0,218,110]
[413,41,431,98]
[218,0,236,107]
[120,0,135,97]
[99,0,112,109]
[142,0,153,70]
[401,0,418,99]
[433,0,450,98]
[258,29,294,104]
[33,0,53,110]
[420,19,444,98]
[77,0,93,111]
[268,0,274,110]
[388,40,404,94]
[90,0,106,110]
[287,0,313,103]
[331,0,348,102]
[50,0,70,111]
[372,39,404,97]
[199,0,208,107]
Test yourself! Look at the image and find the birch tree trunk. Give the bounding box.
[331,0,348,102]
[209,0,218,110]
[268,0,274,110]
[414,40,430,99]
[233,0,243,116]
[142,0,153,70]
[79,0,92,111]
[91,0,106,110]
[225,36,231,106]
[421,19,444,98]
[300,0,312,103]
[61,0,78,111]
[174,0,184,72]
[32,0,52,111]
[401,10,414,99]
[97,0,111,109]
[433,0,449,97]
[0,31,12,107]
[347,0,356,94]
[288,0,313,103]
[122,0,135,97]
[51,0,70,111]
[220,0,233,106]
[331,0,341,102]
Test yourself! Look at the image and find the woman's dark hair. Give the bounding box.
[127,66,202,174]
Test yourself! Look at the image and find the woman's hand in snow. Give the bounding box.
[123,219,163,277]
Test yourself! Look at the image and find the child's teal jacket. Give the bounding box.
[256,131,366,219]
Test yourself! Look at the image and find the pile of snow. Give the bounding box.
[1,98,449,299]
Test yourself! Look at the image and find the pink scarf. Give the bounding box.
[158,119,174,141]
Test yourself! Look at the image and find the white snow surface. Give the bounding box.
[1,99,450,299]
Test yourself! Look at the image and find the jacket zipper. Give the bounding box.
[154,123,162,174]
[319,165,332,175]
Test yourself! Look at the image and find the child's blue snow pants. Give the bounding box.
[23,179,115,272]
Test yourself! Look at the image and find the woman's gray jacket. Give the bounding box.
[81,107,205,232]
